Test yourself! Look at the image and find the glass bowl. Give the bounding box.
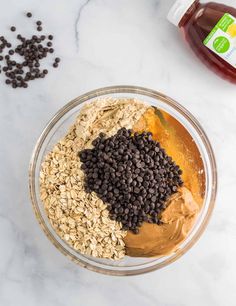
[29,85,217,276]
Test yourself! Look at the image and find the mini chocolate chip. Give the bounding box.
[10,26,16,32]
[26,12,32,17]
[79,127,183,233]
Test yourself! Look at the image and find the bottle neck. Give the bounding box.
[179,0,201,28]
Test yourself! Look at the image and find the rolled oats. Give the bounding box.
[40,98,148,260]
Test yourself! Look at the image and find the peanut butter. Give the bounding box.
[125,187,199,257]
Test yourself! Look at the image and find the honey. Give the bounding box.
[133,107,205,205]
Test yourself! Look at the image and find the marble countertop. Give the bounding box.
[0,0,236,305]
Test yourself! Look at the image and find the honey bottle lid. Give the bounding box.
[167,0,196,26]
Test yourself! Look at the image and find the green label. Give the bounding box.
[203,13,236,69]
[204,14,234,45]
[213,36,230,53]
[218,13,234,32]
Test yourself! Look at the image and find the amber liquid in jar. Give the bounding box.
[133,107,205,206]
[178,0,236,83]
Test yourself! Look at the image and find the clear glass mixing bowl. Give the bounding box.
[29,86,217,275]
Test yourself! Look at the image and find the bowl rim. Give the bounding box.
[29,85,217,276]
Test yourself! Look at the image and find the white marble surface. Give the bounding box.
[0,0,236,305]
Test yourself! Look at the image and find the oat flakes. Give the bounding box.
[40,98,148,260]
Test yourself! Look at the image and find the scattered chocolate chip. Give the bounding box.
[53,62,58,68]
[1,12,60,88]
[55,57,60,63]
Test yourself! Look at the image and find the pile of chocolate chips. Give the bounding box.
[0,12,60,88]
[79,128,183,234]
